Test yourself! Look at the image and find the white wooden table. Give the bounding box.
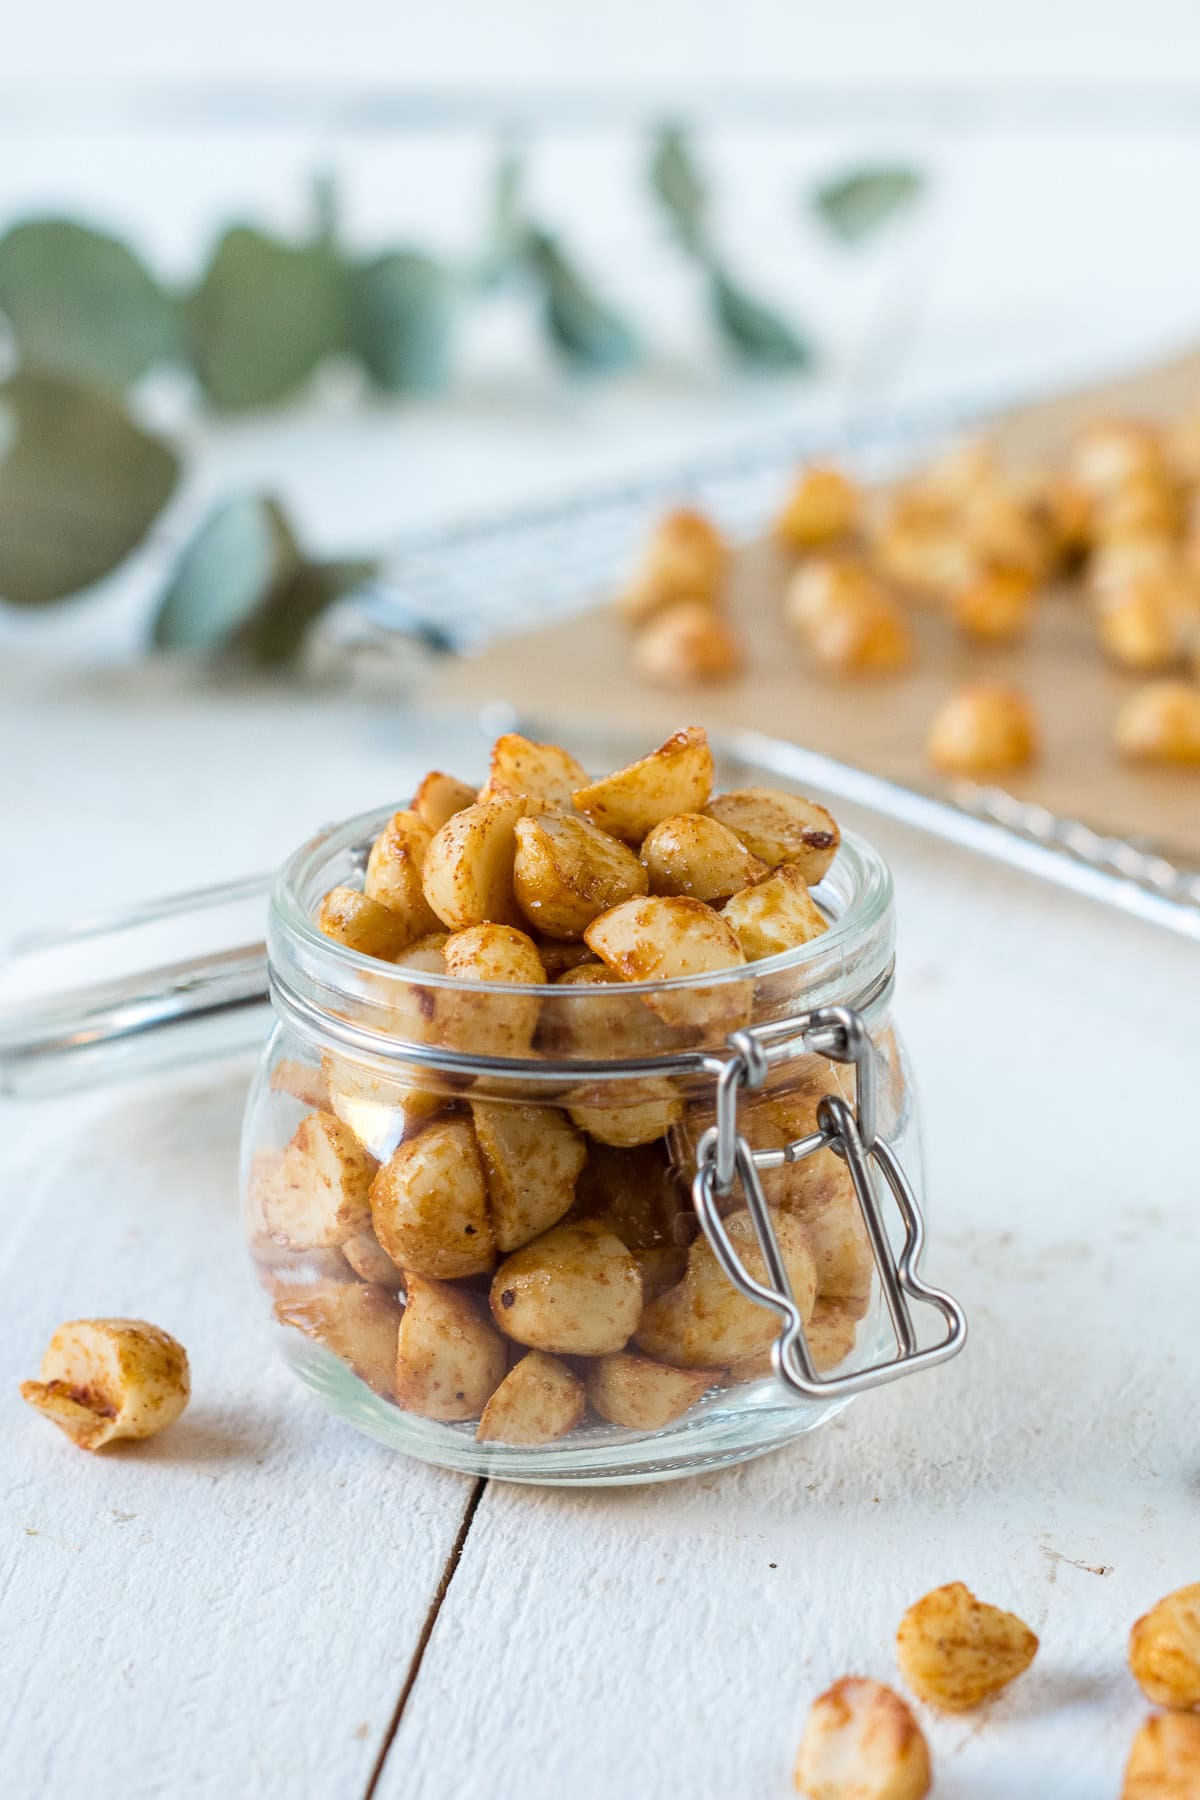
[2,107,1200,1798]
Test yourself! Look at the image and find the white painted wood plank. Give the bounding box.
[0,1060,476,1800]
[383,816,1200,1800]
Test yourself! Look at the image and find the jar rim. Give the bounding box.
[271,800,894,1000]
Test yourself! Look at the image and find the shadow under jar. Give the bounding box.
[244,805,963,1485]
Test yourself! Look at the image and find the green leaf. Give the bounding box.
[813,167,923,244]
[151,494,375,664]
[189,226,347,410]
[348,251,455,394]
[0,219,176,390]
[649,125,708,256]
[708,267,812,369]
[524,232,637,373]
[0,371,179,606]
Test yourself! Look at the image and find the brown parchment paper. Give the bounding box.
[429,349,1200,864]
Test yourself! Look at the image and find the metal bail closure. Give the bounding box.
[691,1006,966,1401]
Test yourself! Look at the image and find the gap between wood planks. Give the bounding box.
[364,1476,487,1798]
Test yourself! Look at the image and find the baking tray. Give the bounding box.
[351,354,1200,940]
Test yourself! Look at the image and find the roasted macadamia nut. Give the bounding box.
[253,1110,377,1250]
[640,812,768,903]
[477,732,590,811]
[1121,1713,1200,1799]
[896,1582,1038,1711]
[364,809,441,941]
[513,809,649,939]
[722,863,828,962]
[617,509,729,626]
[950,567,1037,644]
[927,685,1038,777]
[476,1351,586,1445]
[470,1100,587,1251]
[422,793,528,930]
[412,769,477,832]
[316,886,412,961]
[794,1677,931,1800]
[585,1351,719,1429]
[573,726,714,842]
[441,923,546,1056]
[370,1117,496,1279]
[584,894,747,1031]
[275,1280,401,1399]
[775,465,860,552]
[1129,1582,1200,1710]
[785,557,913,676]
[704,787,840,883]
[490,1220,642,1355]
[21,1319,191,1451]
[633,599,745,688]
[635,1207,816,1367]
[1115,681,1200,765]
[394,1276,507,1422]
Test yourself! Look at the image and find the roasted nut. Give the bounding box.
[721,1295,861,1383]
[322,1047,445,1162]
[1129,1582,1200,1710]
[369,1116,496,1279]
[775,465,860,552]
[421,792,528,930]
[927,684,1038,777]
[567,1077,683,1147]
[1122,1713,1200,1799]
[477,732,590,811]
[704,787,840,883]
[872,514,980,607]
[617,508,729,626]
[364,809,441,941]
[342,1227,403,1288]
[794,1677,931,1800]
[1095,571,1195,672]
[584,894,746,1031]
[476,1350,586,1445]
[490,1220,642,1355]
[958,483,1053,582]
[534,938,600,978]
[950,567,1037,644]
[441,922,546,1056]
[785,557,913,675]
[896,1581,1038,1711]
[269,1057,330,1110]
[1070,417,1166,498]
[21,1318,190,1452]
[412,769,478,832]
[1094,472,1182,546]
[640,813,768,903]
[585,1351,719,1429]
[252,1110,377,1250]
[633,601,745,688]
[394,1275,507,1421]
[635,1207,816,1367]
[1115,681,1200,765]
[722,863,828,962]
[573,726,715,841]
[543,962,678,1062]
[746,1086,872,1303]
[513,809,649,939]
[570,1140,693,1253]
[470,1100,587,1251]
[316,886,412,961]
[275,1280,401,1399]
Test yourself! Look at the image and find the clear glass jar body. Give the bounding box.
[242,805,920,1485]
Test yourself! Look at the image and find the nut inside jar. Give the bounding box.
[248,724,917,1476]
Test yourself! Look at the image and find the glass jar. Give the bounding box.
[243,802,963,1485]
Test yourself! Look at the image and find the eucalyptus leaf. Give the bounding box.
[0,219,176,390]
[189,226,347,410]
[813,167,922,243]
[151,494,376,664]
[0,371,179,606]
[349,251,454,394]
[649,126,708,256]
[708,268,812,369]
[525,232,637,373]
[151,495,300,652]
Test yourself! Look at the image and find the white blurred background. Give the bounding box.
[4,0,1200,658]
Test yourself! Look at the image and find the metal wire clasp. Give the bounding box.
[692,1006,966,1401]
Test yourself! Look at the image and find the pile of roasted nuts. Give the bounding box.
[247,725,879,1446]
[795,1577,1200,1799]
[617,411,1200,774]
